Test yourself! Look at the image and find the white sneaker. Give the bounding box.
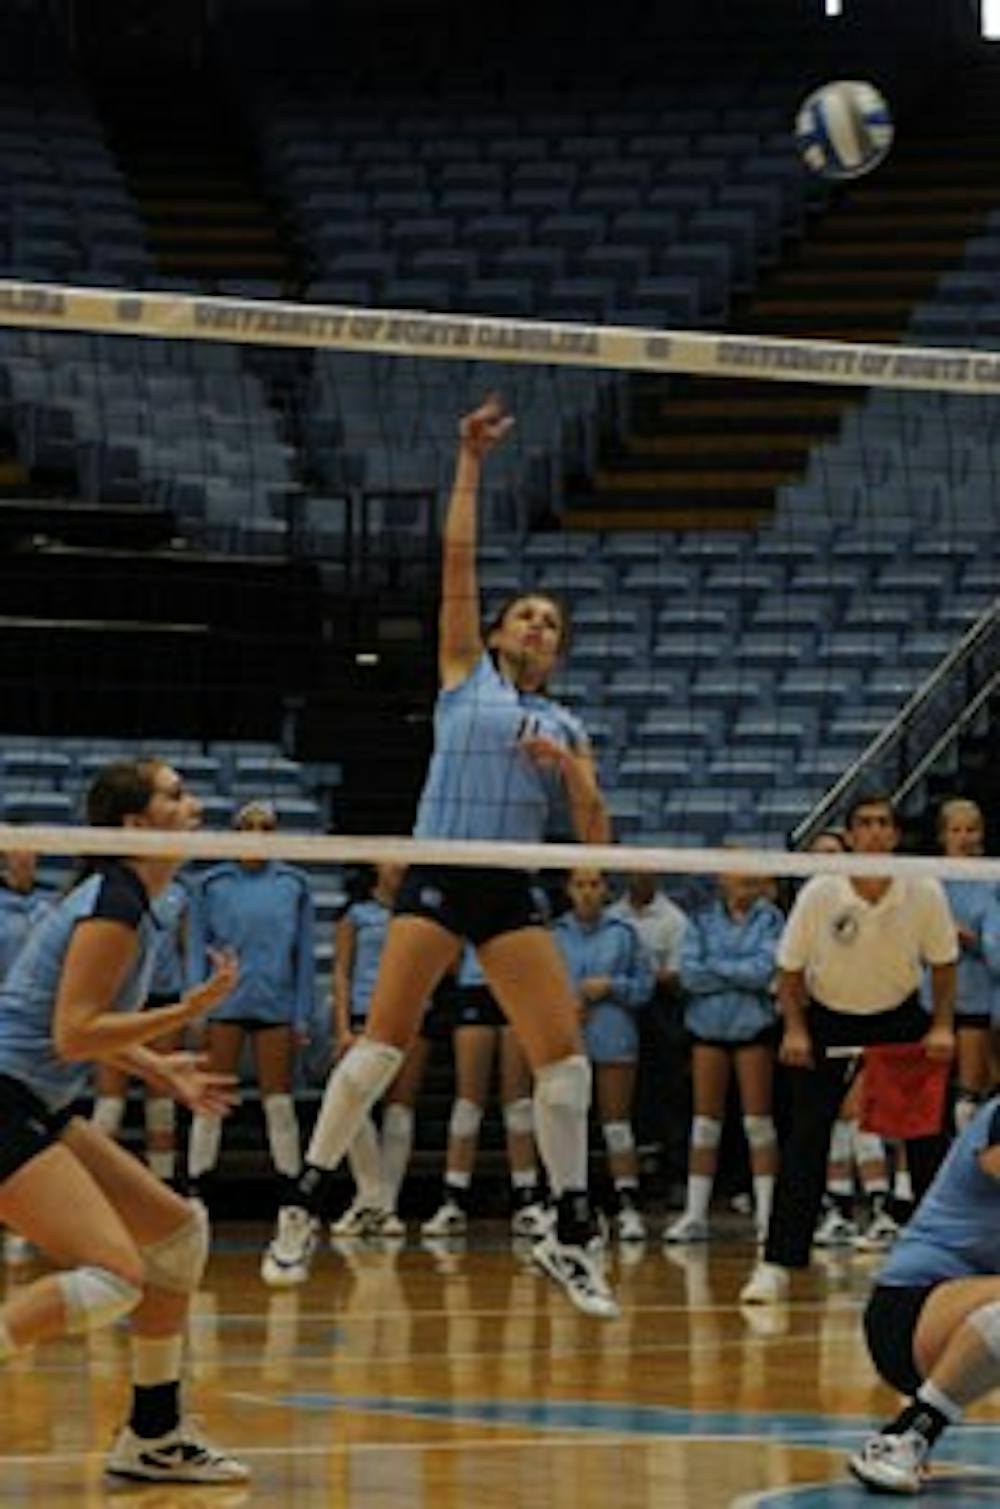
[739,1261,790,1305]
[329,1201,400,1239]
[814,1206,858,1247]
[533,1230,620,1319]
[615,1205,647,1243]
[106,1422,249,1482]
[3,1232,36,1266]
[420,1199,468,1237]
[848,1428,929,1494]
[663,1212,709,1244]
[376,1209,406,1237]
[511,1201,553,1239]
[260,1206,319,1288]
[854,1208,900,1253]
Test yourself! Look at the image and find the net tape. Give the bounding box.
[2,825,998,883]
[4,278,1000,394]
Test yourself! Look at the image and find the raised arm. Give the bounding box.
[439,397,514,689]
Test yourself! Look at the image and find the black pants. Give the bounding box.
[632,984,690,1189]
[764,997,949,1269]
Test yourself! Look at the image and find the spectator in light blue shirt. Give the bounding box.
[553,868,654,1242]
[0,848,55,982]
[186,801,316,1213]
[666,867,783,1246]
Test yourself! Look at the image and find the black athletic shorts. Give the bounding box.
[453,984,507,1030]
[395,865,548,947]
[0,1074,79,1184]
[419,996,453,1044]
[808,994,929,1054]
[864,1282,937,1396]
[689,1023,780,1052]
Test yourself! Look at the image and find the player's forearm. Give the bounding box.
[929,962,956,1029]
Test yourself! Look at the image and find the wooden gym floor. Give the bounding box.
[2,1222,999,1508]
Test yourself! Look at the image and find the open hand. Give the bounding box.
[157,1051,238,1117]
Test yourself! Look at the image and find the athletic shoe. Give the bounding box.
[854,1208,900,1253]
[739,1261,790,1305]
[615,1205,647,1243]
[848,1429,929,1494]
[663,1212,709,1244]
[510,1200,552,1239]
[532,1231,620,1319]
[329,1201,399,1240]
[106,1422,249,1483]
[260,1206,319,1288]
[420,1199,468,1237]
[814,1205,858,1247]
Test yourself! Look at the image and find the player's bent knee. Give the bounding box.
[59,1265,143,1333]
[534,1054,591,1112]
[449,1098,483,1140]
[503,1097,533,1136]
[342,1039,406,1103]
[743,1115,776,1150]
[691,1116,722,1150]
[966,1300,1000,1361]
[140,1201,210,1295]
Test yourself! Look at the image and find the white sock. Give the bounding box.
[147,1150,175,1182]
[381,1104,414,1207]
[346,1116,385,1208]
[917,1378,963,1424]
[686,1174,713,1222]
[92,1095,126,1138]
[263,1094,302,1179]
[532,1055,591,1197]
[188,1114,222,1180]
[511,1168,538,1191]
[753,1173,775,1234]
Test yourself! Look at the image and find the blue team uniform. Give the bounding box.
[679,897,783,1044]
[187,861,315,1030]
[414,651,588,842]
[0,881,56,980]
[147,877,190,1001]
[976,888,1000,1025]
[920,879,999,1025]
[879,1097,1000,1287]
[342,896,391,1023]
[553,912,654,1063]
[0,861,158,1112]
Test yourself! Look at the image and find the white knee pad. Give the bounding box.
[141,1203,210,1295]
[382,1102,414,1139]
[829,1118,854,1165]
[342,1038,405,1107]
[503,1097,534,1136]
[449,1098,483,1141]
[92,1095,126,1137]
[263,1092,302,1177]
[743,1114,776,1151]
[534,1054,592,1113]
[967,1300,1000,1360]
[59,1266,142,1334]
[852,1126,885,1166]
[691,1116,722,1150]
[603,1120,635,1157]
[144,1096,175,1136]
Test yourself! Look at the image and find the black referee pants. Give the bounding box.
[763,997,948,1270]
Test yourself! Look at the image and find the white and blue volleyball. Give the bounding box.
[795,80,893,181]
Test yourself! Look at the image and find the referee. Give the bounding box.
[742,793,957,1305]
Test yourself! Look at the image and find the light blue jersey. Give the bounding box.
[343,896,391,1021]
[0,882,56,980]
[187,861,315,1029]
[879,1097,1000,1286]
[148,877,190,1000]
[553,911,654,1063]
[679,897,783,1044]
[977,887,1000,1024]
[920,879,999,1022]
[414,651,588,841]
[0,862,158,1111]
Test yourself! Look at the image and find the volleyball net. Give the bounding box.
[0,275,997,882]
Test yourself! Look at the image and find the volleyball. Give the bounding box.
[794,79,894,181]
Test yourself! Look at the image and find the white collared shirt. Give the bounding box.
[778,874,958,1014]
[607,890,687,973]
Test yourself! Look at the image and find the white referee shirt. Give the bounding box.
[607,891,687,974]
[777,874,958,1015]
